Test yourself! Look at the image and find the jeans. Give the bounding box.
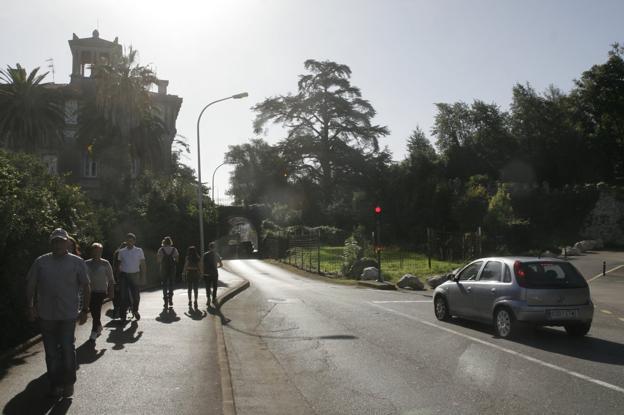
[120,272,141,316]
[187,271,199,302]
[90,292,107,332]
[204,274,218,301]
[161,269,175,303]
[39,319,77,387]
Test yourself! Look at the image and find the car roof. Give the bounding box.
[468,256,567,264]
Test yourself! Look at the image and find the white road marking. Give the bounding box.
[588,264,624,283]
[601,309,613,315]
[371,300,432,304]
[370,302,624,395]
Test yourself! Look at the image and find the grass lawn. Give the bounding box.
[283,245,463,283]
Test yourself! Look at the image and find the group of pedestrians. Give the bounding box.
[25,227,223,399]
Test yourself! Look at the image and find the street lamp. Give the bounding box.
[196,92,248,256]
[211,161,229,204]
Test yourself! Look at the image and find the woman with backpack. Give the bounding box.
[182,246,201,309]
[157,236,179,309]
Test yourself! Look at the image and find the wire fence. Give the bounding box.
[262,227,483,278]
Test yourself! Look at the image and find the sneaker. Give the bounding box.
[133,311,141,321]
[62,384,74,398]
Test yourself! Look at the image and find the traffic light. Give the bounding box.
[374,206,382,215]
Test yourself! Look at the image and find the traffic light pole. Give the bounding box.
[376,216,382,282]
[374,205,383,282]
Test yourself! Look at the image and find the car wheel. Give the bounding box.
[564,321,591,337]
[494,307,515,338]
[434,296,450,321]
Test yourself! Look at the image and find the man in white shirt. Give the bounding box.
[116,233,146,322]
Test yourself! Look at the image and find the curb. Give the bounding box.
[357,280,397,290]
[215,276,250,415]
[216,278,251,310]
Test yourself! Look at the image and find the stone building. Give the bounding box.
[34,30,182,198]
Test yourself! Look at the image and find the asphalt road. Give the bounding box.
[222,255,624,415]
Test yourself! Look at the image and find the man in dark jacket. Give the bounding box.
[202,242,222,306]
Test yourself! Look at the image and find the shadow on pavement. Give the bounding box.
[156,308,181,324]
[3,373,72,415]
[105,321,143,350]
[184,308,208,320]
[207,305,231,325]
[217,280,230,287]
[0,350,39,381]
[76,340,106,366]
[446,318,624,365]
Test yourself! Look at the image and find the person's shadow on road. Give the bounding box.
[184,307,208,320]
[76,339,106,367]
[3,373,73,415]
[156,308,181,324]
[207,305,231,325]
[105,321,143,350]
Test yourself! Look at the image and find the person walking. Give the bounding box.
[182,246,201,309]
[202,242,223,306]
[117,233,146,322]
[111,242,126,318]
[157,236,179,309]
[85,242,114,341]
[26,228,91,398]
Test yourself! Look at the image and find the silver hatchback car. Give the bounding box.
[432,257,594,338]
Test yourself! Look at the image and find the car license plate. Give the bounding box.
[548,309,579,319]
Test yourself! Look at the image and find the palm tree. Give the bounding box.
[0,64,64,152]
[77,47,166,172]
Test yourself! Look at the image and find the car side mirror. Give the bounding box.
[452,275,460,282]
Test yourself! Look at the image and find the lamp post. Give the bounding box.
[211,161,229,204]
[212,160,229,245]
[196,92,248,256]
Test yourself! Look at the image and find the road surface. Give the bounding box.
[222,255,624,415]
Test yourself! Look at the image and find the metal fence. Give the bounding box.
[262,227,483,278]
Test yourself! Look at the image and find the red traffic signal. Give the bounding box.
[374,206,382,214]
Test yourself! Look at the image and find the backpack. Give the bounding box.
[162,248,176,272]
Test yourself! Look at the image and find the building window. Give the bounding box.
[65,100,78,125]
[83,153,97,178]
[130,158,140,178]
[42,155,58,175]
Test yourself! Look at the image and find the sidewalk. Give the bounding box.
[0,267,247,415]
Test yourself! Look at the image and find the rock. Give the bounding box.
[396,274,425,290]
[361,267,379,280]
[427,274,449,288]
[348,257,379,278]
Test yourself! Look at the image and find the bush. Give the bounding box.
[0,150,101,350]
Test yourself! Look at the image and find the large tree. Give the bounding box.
[225,138,291,205]
[252,59,389,205]
[0,64,64,151]
[570,44,624,181]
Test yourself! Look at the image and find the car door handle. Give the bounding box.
[490,288,496,294]
[466,286,472,292]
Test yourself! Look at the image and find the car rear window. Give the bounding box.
[519,262,587,289]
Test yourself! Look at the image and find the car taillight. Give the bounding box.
[514,261,527,287]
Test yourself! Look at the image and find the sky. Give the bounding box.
[1,0,623,203]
